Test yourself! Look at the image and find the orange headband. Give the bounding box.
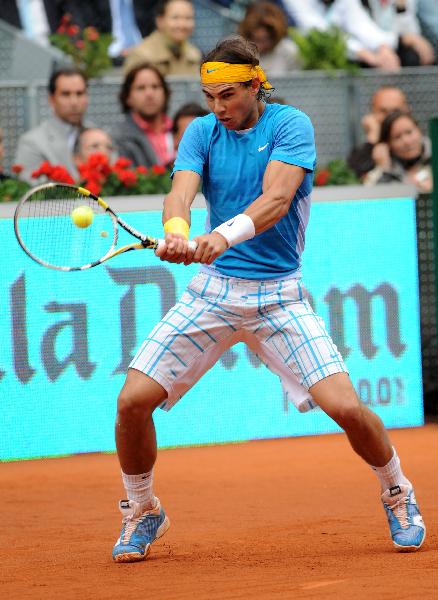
[200,62,273,90]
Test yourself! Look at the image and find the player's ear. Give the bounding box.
[251,78,261,96]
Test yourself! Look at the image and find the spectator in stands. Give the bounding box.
[172,102,209,151]
[123,0,202,76]
[0,0,50,46]
[0,127,7,181]
[416,0,438,54]
[112,63,174,167]
[362,0,435,66]
[238,1,301,75]
[282,0,412,70]
[347,85,410,179]
[14,67,89,182]
[74,127,116,164]
[364,110,432,192]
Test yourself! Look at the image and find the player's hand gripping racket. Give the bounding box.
[14,183,197,271]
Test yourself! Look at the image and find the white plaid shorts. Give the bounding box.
[130,271,348,412]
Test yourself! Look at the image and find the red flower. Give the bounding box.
[11,164,23,174]
[87,152,109,167]
[136,166,148,175]
[75,40,85,49]
[114,157,133,170]
[31,160,52,179]
[67,24,79,37]
[78,164,92,180]
[31,161,75,183]
[39,160,52,176]
[50,166,75,184]
[117,170,138,187]
[57,24,66,34]
[151,164,166,175]
[83,153,112,176]
[84,27,99,41]
[315,169,330,186]
[85,179,102,196]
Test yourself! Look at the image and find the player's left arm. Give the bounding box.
[244,160,305,234]
[191,162,304,264]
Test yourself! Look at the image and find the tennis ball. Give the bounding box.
[71,205,94,228]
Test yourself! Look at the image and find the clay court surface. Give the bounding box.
[1,424,437,600]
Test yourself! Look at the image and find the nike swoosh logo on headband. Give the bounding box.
[206,68,220,73]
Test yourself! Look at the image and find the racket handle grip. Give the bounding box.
[156,239,198,251]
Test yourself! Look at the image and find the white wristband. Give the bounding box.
[212,214,255,248]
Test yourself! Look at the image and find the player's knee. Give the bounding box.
[332,401,366,431]
[117,387,158,420]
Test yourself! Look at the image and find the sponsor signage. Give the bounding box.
[0,197,423,460]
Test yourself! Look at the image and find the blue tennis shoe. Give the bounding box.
[112,498,170,562]
[381,484,426,552]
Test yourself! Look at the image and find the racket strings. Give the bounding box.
[15,185,116,270]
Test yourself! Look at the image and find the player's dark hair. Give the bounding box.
[48,67,88,95]
[379,110,419,144]
[155,0,193,17]
[172,102,209,134]
[202,35,272,101]
[119,63,171,114]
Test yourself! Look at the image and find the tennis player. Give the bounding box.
[112,36,426,562]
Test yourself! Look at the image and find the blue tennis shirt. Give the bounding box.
[172,102,316,279]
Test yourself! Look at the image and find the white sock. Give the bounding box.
[371,447,411,492]
[121,470,156,508]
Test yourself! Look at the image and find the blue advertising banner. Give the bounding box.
[0,197,423,460]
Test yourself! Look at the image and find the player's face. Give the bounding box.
[388,116,423,161]
[202,81,261,130]
[372,89,409,123]
[156,0,195,44]
[49,74,88,126]
[127,68,167,119]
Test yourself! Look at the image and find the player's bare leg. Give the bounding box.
[309,372,426,551]
[116,368,167,474]
[309,372,392,466]
[112,369,170,563]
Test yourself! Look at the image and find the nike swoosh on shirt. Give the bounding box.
[258,143,268,152]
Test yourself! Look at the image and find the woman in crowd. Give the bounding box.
[364,110,432,192]
[238,1,300,75]
[123,0,202,76]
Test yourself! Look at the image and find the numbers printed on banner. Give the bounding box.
[356,377,405,406]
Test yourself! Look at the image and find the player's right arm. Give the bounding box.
[155,169,200,263]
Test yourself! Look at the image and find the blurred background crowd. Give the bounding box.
[0,0,437,198]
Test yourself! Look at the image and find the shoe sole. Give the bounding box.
[393,526,426,552]
[113,516,171,563]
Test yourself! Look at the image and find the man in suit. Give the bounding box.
[14,67,89,182]
[112,63,174,168]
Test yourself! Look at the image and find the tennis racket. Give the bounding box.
[14,182,197,271]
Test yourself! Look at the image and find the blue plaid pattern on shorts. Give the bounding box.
[130,272,347,412]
